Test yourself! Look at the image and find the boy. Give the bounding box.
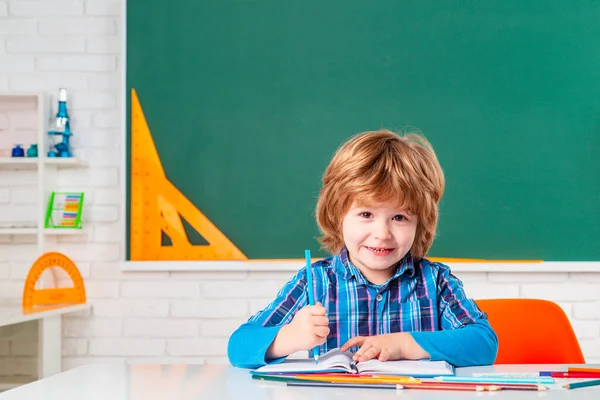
[227,129,498,368]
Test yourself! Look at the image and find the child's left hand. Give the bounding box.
[341,332,429,362]
[340,333,403,362]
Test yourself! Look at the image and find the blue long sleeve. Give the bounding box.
[410,319,498,367]
[229,318,498,369]
[227,322,285,368]
[228,267,312,369]
[414,262,498,367]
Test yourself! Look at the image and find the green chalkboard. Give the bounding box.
[126,1,600,261]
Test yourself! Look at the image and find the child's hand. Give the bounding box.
[266,302,329,359]
[341,333,402,362]
[287,302,330,352]
[340,332,429,362]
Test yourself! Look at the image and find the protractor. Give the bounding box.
[22,252,86,309]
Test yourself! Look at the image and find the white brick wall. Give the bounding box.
[0,0,599,383]
[0,0,125,379]
[0,95,38,231]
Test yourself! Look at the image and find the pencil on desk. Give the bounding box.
[569,367,600,374]
[294,375,418,384]
[252,374,313,383]
[564,378,600,390]
[287,381,497,391]
[287,381,396,390]
[496,385,547,391]
[435,376,554,385]
[285,377,547,391]
[417,380,547,391]
[304,249,320,364]
[368,374,420,382]
[399,383,500,391]
[542,371,600,378]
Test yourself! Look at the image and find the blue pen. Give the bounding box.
[305,249,320,364]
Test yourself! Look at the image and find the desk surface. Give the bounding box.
[0,302,89,327]
[1,363,600,399]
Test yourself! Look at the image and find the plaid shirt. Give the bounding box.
[248,248,484,354]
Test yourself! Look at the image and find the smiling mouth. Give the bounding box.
[365,246,395,254]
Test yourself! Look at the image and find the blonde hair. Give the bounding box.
[316,129,445,260]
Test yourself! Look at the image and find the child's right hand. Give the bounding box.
[286,302,330,351]
[266,302,330,360]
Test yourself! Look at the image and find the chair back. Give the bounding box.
[475,298,585,364]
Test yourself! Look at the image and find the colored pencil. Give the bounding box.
[296,373,416,380]
[420,381,547,391]
[539,371,561,377]
[472,372,541,378]
[494,384,547,391]
[295,372,374,377]
[568,367,600,374]
[293,375,418,384]
[287,381,498,391]
[293,375,543,390]
[252,374,317,383]
[304,249,320,364]
[435,375,554,385]
[564,378,600,390]
[400,383,500,391]
[422,381,548,390]
[542,371,600,378]
[370,374,421,381]
[287,381,397,390]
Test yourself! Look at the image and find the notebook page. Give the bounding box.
[253,348,354,374]
[356,359,454,377]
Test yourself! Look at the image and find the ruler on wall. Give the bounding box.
[129,89,247,261]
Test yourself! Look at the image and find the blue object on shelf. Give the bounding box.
[11,144,25,157]
[26,144,38,158]
[47,88,73,158]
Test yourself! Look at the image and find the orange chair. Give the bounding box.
[475,298,585,364]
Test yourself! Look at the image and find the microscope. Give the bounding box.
[47,88,73,158]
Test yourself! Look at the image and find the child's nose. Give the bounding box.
[373,222,392,239]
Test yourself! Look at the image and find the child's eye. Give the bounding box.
[392,215,406,221]
[359,212,372,218]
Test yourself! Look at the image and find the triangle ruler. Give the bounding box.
[130,89,247,261]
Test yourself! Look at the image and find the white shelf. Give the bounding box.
[0,158,37,164]
[0,157,87,169]
[0,92,40,99]
[0,158,38,169]
[44,228,85,235]
[0,228,85,236]
[0,227,37,235]
[43,157,87,168]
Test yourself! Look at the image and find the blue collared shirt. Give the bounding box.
[228,249,498,368]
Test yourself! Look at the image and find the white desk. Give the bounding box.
[1,363,600,399]
[0,302,90,390]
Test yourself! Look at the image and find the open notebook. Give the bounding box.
[252,348,454,377]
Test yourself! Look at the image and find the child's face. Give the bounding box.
[341,201,418,285]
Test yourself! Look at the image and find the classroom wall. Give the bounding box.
[0,0,599,380]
